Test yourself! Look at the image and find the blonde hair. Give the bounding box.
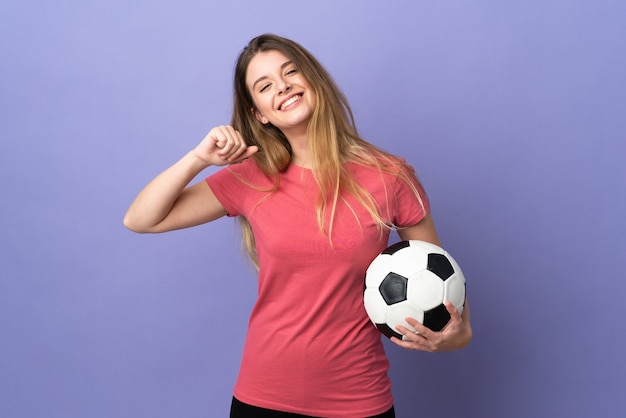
[230,34,425,269]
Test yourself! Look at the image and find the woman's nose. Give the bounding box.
[277,79,291,94]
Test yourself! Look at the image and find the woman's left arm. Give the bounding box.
[393,214,473,352]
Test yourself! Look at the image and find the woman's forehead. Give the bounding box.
[246,50,292,83]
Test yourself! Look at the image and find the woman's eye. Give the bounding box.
[285,68,298,76]
[259,83,271,92]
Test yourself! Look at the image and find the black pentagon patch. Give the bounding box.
[423,304,451,331]
[376,323,403,339]
[427,253,454,280]
[379,273,408,305]
[382,240,410,255]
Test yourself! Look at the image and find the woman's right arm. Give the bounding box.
[123,126,258,233]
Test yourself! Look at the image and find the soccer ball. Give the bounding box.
[364,240,466,339]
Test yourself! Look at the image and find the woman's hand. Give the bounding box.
[391,300,472,352]
[194,125,258,166]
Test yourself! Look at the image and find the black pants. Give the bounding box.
[230,397,395,418]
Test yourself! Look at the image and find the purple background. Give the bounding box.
[1,1,625,417]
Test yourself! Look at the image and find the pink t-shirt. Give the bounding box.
[206,158,429,417]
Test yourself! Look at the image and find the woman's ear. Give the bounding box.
[251,107,268,125]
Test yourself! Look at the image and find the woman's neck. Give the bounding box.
[285,131,311,169]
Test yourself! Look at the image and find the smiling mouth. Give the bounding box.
[279,94,302,110]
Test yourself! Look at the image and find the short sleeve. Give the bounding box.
[391,163,430,227]
[205,169,242,217]
[205,159,267,218]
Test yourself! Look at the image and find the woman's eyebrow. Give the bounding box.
[252,61,294,90]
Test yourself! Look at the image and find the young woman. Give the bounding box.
[124,34,472,418]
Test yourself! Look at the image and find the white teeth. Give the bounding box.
[280,95,301,110]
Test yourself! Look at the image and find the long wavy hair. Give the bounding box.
[230,34,425,269]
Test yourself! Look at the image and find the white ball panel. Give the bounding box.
[444,249,465,278]
[389,246,428,278]
[385,302,424,332]
[409,240,445,254]
[444,274,466,313]
[363,288,388,323]
[365,254,392,288]
[407,271,445,311]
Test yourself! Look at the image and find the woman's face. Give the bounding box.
[246,49,317,136]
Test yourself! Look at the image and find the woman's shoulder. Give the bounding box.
[225,157,264,177]
[219,156,278,190]
[347,152,414,178]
